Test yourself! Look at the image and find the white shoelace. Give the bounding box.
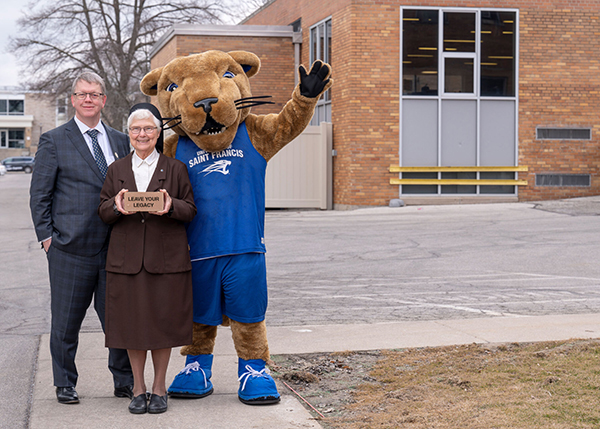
[177,361,208,388]
[238,365,271,391]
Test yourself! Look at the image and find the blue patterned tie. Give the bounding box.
[87,129,108,179]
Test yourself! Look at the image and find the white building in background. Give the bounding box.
[0,86,68,159]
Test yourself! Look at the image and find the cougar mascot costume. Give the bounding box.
[140,50,332,405]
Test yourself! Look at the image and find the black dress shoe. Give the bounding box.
[56,387,79,404]
[114,385,134,399]
[128,394,148,414]
[147,393,168,414]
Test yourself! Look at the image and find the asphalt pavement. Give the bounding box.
[1,172,600,428]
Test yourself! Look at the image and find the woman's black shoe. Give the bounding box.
[148,393,168,414]
[128,394,148,414]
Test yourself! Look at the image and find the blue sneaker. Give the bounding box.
[237,358,281,405]
[168,354,214,398]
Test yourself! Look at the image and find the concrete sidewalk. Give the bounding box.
[30,313,600,428]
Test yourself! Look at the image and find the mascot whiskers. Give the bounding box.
[141,49,332,405]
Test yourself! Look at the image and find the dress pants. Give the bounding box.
[47,245,132,388]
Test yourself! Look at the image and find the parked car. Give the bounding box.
[1,156,35,173]
[0,164,6,176]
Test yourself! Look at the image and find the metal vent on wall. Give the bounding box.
[536,128,592,140]
[536,174,591,187]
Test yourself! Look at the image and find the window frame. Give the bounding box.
[0,97,25,116]
[441,10,479,97]
[309,16,332,125]
[8,129,25,148]
[399,6,520,197]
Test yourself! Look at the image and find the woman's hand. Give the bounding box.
[150,189,172,216]
[115,188,134,215]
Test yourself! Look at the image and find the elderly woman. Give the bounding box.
[98,103,196,414]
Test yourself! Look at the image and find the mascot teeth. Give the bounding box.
[202,127,226,136]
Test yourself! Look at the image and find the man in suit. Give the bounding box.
[30,72,134,404]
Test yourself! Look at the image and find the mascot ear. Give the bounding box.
[228,51,261,78]
[140,67,164,96]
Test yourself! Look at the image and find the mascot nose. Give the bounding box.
[194,98,219,113]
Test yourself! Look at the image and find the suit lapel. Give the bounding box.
[146,154,167,192]
[65,119,105,182]
[104,121,130,159]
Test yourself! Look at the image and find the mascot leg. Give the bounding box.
[168,323,217,398]
[230,319,280,405]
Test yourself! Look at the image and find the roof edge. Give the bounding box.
[150,24,295,59]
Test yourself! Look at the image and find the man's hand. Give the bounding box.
[42,238,51,253]
[299,60,332,98]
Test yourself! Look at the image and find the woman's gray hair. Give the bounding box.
[71,72,106,94]
[127,109,161,129]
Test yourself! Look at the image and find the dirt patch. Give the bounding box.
[272,339,600,428]
[272,350,382,419]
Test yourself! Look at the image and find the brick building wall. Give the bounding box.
[245,0,600,206]
[518,7,600,201]
[26,93,60,155]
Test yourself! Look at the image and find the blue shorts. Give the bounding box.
[191,253,267,325]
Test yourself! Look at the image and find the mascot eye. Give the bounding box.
[223,71,235,79]
[166,83,179,92]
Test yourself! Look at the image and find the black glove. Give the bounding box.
[299,61,331,98]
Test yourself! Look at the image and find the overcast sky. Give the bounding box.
[0,0,257,88]
[0,1,24,87]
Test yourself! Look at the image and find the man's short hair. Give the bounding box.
[71,71,106,95]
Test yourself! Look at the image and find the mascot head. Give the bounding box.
[141,50,263,153]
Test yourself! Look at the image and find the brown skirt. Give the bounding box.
[105,268,193,350]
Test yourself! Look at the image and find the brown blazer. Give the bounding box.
[98,152,196,275]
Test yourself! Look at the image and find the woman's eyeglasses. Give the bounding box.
[129,126,158,135]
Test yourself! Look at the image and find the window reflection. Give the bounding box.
[445,58,474,93]
[443,13,475,52]
[481,11,516,96]
[8,100,24,115]
[0,99,25,116]
[310,18,332,124]
[402,9,439,95]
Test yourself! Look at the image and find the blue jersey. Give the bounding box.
[175,122,267,261]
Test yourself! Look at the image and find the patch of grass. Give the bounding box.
[274,339,600,428]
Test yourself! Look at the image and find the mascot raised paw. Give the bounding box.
[140,50,332,405]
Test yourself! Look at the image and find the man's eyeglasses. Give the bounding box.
[73,92,104,100]
[129,126,158,135]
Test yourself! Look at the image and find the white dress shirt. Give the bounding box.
[132,149,159,192]
[74,116,117,165]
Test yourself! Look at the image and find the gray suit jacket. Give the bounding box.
[30,118,130,257]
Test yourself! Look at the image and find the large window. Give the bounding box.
[400,8,518,197]
[0,129,25,148]
[403,9,439,95]
[8,129,25,148]
[0,99,25,115]
[310,17,332,125]
[443,12,476,94]
[481,11,516,96]
[402,9,516,97]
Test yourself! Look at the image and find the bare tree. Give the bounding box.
[11,0,228,129]
[224,0,273,24]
